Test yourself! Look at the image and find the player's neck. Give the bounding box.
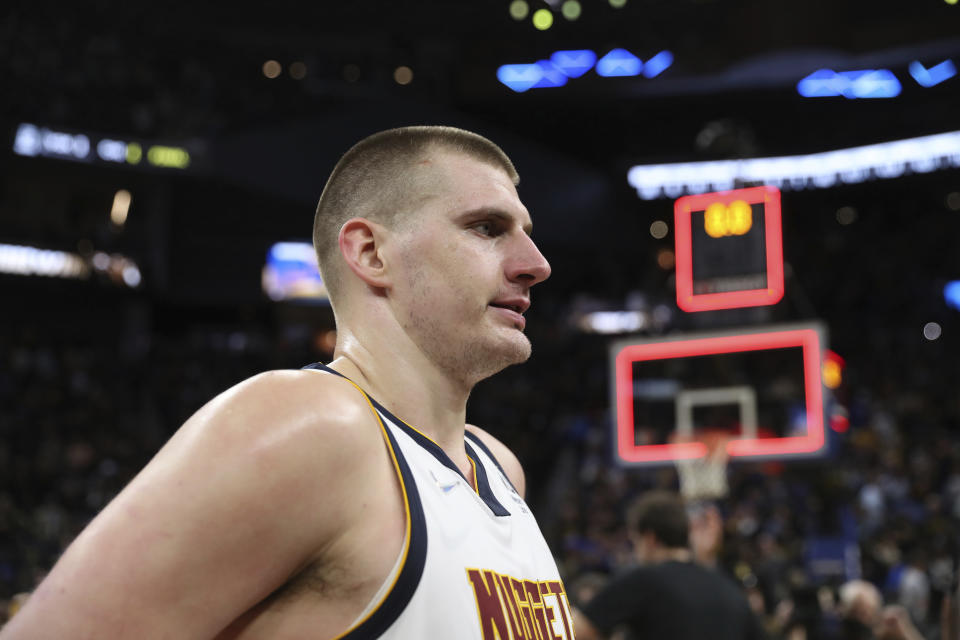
[657,548,693,564]
[328,329,472,455]
[639,546,693,565]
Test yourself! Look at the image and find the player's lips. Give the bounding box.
[488,297,529,329]
[488,297,530,314]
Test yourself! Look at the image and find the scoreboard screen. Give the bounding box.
[261,242,329,303]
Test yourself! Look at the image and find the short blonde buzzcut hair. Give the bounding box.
[312,126,519,302]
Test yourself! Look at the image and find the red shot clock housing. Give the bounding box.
[674,186,784,312]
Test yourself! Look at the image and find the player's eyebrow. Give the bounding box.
[456,207,534,235]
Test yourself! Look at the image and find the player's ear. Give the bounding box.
[338,217,391,289]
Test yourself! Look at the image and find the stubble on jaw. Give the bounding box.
[398,264,532,390]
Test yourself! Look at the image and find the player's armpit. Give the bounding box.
[465,424,527,499]
[1,370,386,640]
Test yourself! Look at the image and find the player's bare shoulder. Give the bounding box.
[153,368,391,511]
[196,368,386,456]
[465,424,527,499]
[2,369,396,639]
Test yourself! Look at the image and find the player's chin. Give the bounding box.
[472,337,531,383]
[499,333,533,364]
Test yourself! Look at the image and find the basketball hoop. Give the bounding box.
[673,431,731,501]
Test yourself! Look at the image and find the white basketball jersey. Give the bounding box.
[304,363,575,640]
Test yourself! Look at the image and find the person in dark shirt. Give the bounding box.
[573,490,766,640]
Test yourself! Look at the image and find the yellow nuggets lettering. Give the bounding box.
[496,573,530,640]
[466,569,575,640]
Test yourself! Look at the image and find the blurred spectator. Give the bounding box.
[777,581,826,640]
[838,580,883,639]
[573,490,766,639]
[567,571,611,609]
[897,549,931,630]
[876,605,925,640]
[688,500,725,568]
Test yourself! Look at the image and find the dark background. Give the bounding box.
[2,0,960,635]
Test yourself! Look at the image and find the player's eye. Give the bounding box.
[472,221,500,236]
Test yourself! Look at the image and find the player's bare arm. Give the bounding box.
[1,370,404,640]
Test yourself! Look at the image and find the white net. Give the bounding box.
[674,434,730,500]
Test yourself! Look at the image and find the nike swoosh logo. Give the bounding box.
[430,470,459,493]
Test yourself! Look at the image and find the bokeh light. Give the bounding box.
[561,0,582,20]
[822,360,843,389]
[836,206,858,225]
[657,248,675,270]
[394,66,414,85]
[289,61,307,80]
[532,8,554,30]
[923,322,942,340]
[609,0,627,8]
[122,264,141,288]
[946,192,960,211]
[509,0,530,20]
[262,60,282,79]
[650,220,669,239]
[126,142,142,164]
[110,189,131,226]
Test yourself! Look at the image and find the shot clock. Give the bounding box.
[673,186,784,312]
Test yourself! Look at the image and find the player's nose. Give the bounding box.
[506,233,551,287]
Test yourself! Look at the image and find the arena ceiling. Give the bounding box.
[2,0,958,252]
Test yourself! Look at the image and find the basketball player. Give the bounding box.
[2,127,575,639]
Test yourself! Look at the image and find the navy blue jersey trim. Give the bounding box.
[303,362,510,517]
[341,423,428,639]
[300,363,427,639]
[366,395,511,518]
[464,431,520,497]
[464,440,511,516]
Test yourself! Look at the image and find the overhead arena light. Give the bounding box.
[497,48,671,92]
[0,242,143,288]
[796,69,901,98]
[497,64,545,93]
[908,59,956,88]
[0,243,90,279]
[627,129,960,200]
[642,50,674,79]
[595,48,643,77]
[549,50,597,79]
[945,281,960,312]
[577,310,649,334]
[12,123,197,171]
